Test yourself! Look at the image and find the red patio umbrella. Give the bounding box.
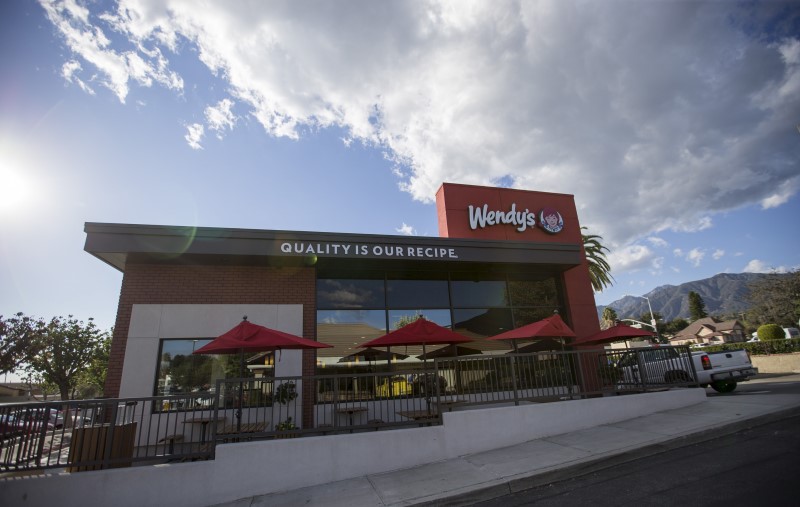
[360,317,473,362]
[362,318,472,408]
[194,317,332,377]
[194,317,332,431]
[569,322,655,347]
[488,313,576,351]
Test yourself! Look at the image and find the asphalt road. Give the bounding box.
[474,376,800,506]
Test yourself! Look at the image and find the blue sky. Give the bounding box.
[1,0,799,345]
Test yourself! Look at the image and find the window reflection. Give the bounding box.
[451,279,508,307]
[387,279,449,307]
[508,278,559,307]
[155,339,231,397]
[317,310,387,363]
[317,279,385,308]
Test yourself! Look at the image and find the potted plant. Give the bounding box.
[274,381,298,438]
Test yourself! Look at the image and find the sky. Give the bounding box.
[1,0,799,343]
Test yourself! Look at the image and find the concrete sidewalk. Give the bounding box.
[214,376,800,507]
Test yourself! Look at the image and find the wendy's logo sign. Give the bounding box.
[539,208,564,234]
[468,204,536,232]
[468,203,564,234]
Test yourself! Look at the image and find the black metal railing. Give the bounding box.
[0,346,696,474]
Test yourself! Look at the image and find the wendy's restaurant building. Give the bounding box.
[86,183,600,403]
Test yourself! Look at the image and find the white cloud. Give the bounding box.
[41,0,183,103]
[686,248,705,267]
[395,223,416,236]
[647,236,668,248]
[205,99,237,137]
[41,0,800,247]
[608,244,653,272]
[743,259,790,273]
[712,249,725,260]
[761,176,800,209]
[61,60,95,95]
[184,123,204,150]
[673,248,683,257]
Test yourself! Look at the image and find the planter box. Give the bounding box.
[67,422,137,472]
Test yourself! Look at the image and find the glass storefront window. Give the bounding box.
[512,307,563,329]
[316,309,387,364]
[317,278,385,309]
[452,308,513,338]
[154,339,233,397]
[450,279,508,307]
[508,278,559,307]
[387,279,449,308]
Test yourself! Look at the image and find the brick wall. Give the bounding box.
[104,264,316,398]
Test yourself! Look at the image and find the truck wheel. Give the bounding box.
[711,380,737,393]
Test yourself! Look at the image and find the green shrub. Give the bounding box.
[757,324,785,341]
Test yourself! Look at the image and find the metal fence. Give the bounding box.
[0,346,695,474]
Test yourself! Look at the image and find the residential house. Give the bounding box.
[669,317,747,346]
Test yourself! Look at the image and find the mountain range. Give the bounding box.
[596,272,776,323]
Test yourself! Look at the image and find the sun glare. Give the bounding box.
[0,166,35,214]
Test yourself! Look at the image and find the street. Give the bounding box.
[474,376,800,506]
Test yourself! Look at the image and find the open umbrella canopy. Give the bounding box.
[361,318,473,348]
[488,314,577,342]
[570,322,655,347]
[193,318,332,355]
[338,348,409,363]
[417,344,483,360]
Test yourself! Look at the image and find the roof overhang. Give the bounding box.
[84,222,583,273]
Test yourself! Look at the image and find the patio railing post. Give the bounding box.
[574,351,586,399]
[510,354,520,406]
[102,400,119,469]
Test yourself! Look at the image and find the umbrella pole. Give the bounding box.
[423,343,431,414]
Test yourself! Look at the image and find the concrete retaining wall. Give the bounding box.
[752,352,800,374]
[0,389,706,507]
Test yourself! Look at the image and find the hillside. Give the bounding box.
[597,272,778,322]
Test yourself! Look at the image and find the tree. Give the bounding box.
[75,332,112,399]
[1,313,110,400]
[581,227,614,292]
[1,313,43,374]
[757,324,784,341]
[600,307,618,330]
[393,313,424,330]
[688,291,708,321]
[663,318,689,336]
[746,270,800,327]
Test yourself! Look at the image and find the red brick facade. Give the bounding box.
[105,264,316,398]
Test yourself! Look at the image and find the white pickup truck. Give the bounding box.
[616,346,758,393]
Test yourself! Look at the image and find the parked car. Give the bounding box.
[0,413,25,439]
[783,327,800,340]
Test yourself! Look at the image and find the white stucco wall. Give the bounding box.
[120,304,304,398]
[0,389,706,507]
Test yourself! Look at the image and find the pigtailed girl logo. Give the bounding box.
[539,207,564,234]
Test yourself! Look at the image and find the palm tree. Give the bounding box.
[581,227,614,292]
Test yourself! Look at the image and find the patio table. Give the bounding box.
[435,397,466,412]
[183,415,225,444]
[335,405,367,429]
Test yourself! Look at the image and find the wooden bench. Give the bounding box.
[217,422,268,441]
